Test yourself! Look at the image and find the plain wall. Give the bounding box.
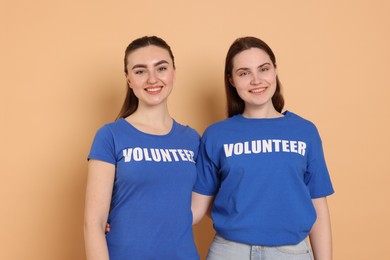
[1,0,390,259]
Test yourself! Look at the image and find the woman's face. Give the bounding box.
[230,47,277,112]
[125,45,175,107]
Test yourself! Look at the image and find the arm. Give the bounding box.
[191,192,214,225]
[84,159,115,260]
[309,197,333,260]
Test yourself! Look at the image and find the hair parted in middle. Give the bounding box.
[116,36,175,120]
[224,36,284,117]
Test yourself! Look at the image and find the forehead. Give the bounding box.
[126,45,172,66]
[233,48,272,67]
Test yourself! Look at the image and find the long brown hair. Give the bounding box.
[116,36,175,120]
[224,36,284,117]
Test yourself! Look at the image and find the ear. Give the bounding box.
[125,74,132,88]
[228,76,235,88]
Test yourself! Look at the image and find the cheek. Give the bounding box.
[233,80,249,92]
[231,76,246,88]
[233,82,249,97]
[128,74,148,85]
[162,72,175,85]
[268,71,278,83]
[262,73,277,87]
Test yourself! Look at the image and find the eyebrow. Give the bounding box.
[234,62,271,73]
[131,60,170,70]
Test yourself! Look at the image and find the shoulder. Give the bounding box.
[200,117,239,143]
[173,120,200,139]
[94,119,126,138]
[204,117,237,133]
[103,118,126,130]
[284,111,318,130]
[284,111,323,142]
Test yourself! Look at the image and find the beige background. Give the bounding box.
[1,0,389,259]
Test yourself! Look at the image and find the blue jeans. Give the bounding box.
[207,235,313,260]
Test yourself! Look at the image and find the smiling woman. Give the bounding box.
[117,36,176,121]
[125,45,175,109]
[191,36,334,260]
[224,37,284,119]
[84,36,200,260]
[229,48,279,118]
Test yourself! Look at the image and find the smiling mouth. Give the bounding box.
[145,86,163,93]
[249,87,266,94]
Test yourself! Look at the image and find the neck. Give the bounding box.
[126,103,173,135]
[242,104,282,119]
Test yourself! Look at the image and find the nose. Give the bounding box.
[250,73,262,85]
[147,71,158,84]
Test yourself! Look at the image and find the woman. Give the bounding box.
[84,36,200,259]
[192,36,334,259]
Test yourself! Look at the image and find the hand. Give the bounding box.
[105,223,110,234]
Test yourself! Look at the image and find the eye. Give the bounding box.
[238,71,249,77]
[157,66,168,72]
[260,67,270,72]
[134,69,145,75]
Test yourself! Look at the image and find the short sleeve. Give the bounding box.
[88,125,116,165]
[193,137,220,196]
[304,127,334,198]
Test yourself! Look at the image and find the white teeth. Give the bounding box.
[146,87,162,92]
[250,88,266,93]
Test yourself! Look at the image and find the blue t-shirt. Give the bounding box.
[193,111,334,246]
[88,118,200,260]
